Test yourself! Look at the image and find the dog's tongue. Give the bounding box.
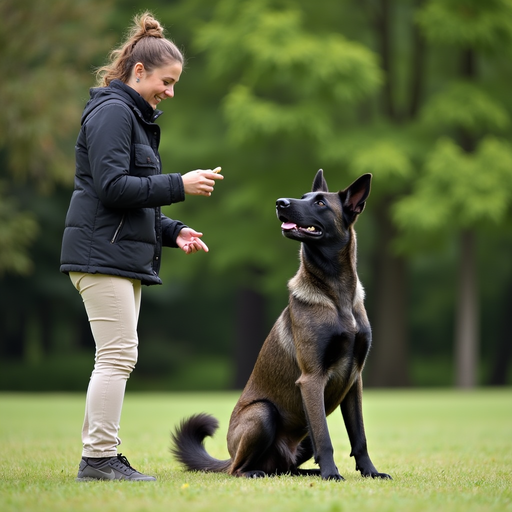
[281,222,297,230]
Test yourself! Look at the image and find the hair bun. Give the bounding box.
[96,11,183,86]
[137,12,164,39]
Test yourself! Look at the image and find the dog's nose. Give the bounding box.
[276,198,290,209]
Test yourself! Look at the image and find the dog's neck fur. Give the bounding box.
[288,226,359,310]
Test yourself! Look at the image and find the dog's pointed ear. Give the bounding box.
[312,169,329,192]
[340,173,372,220]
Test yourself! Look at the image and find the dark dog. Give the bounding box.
[171,170,391,481]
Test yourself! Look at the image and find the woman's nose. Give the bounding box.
[165,87,175,98]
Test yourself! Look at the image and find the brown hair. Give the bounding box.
[96,12,184,86]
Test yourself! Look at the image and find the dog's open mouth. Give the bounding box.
[281,222,323,236]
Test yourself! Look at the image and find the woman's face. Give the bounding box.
[131,61,183,109]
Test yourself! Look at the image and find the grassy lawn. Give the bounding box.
[0,389,511,512]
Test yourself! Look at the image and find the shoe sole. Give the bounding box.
[76,476,156,482]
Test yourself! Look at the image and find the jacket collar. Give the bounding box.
[109,80,163,123]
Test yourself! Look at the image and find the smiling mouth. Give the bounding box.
[281,221,323,236]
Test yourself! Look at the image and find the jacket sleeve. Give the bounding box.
[161,214,187,248]
[84,103,185,209]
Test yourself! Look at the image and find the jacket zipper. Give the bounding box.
[110,215,125,244]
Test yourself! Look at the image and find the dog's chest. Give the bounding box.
[323,350,360,412]
[320,324,370,403]
[319,329,355,371]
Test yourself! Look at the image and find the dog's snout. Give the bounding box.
[276,198,291,209]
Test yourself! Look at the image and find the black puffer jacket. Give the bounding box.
[60,80,186,285]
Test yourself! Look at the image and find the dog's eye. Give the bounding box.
[316,200,326,207]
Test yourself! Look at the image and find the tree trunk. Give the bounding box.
[361,0,410,387]
[233,281,267,389]
[453,48,479,388]
[39,300,52,354]
[0,307,25,358]
[374,0,397,120]
[407,0,426,119]
[488,280,512,385]
[365,202,410,387]
[454,229,479,388]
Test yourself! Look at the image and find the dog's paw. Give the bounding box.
[361,471,392,480]
[356,458,392,479]
[322,472,345,481]
[243,470,266,478]
[371,472,392,480]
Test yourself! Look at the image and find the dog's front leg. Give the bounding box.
[296,373,344,481]
[340,376,391,479]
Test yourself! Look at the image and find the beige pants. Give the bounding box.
[70,272,141,458]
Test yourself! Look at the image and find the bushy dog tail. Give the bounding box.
[171,413,231,473]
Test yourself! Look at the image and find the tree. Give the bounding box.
[0,0,114,274]
[0,0,114,361]
[320,0,423,386]
[323,0,512,387]
[4,0,511,391]
[394,0,512,387]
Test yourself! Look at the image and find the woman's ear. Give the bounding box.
[133,62,145,79]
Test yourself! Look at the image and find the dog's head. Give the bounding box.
[276,169,372,244]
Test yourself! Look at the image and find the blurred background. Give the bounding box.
[1,0,511,392]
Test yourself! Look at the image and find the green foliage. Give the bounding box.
[350,142,413,182]
[319,122,428,199]
[0,0,114,189]
[417,0,512,49]
[393,136,512,248]
[147,0,386,297]
[391,0,512,260]
[2,0,512,389]
[0,351,232,392]
[0,184,38,275]
[157,0,384,293]
[0,0,114,276]
[421,81,510,135]
[223,84,333,144]
[195,0,382,144]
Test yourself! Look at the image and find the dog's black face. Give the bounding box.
[276,193,334,242]
[276,169,372,244]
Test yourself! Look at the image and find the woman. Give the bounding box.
[60,12,223,481]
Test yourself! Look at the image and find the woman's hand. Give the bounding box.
[181,167,224,196]
[176,228,209,254]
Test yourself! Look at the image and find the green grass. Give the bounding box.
[1,390,511,512]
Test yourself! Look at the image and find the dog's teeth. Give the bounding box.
[307,227,315,231]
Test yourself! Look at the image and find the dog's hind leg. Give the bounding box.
[295,435,314,466]
[292,436,321,477]
[340,377,391,479]
[228,400,279,478]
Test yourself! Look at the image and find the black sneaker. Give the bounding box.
[76,453,156,481]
